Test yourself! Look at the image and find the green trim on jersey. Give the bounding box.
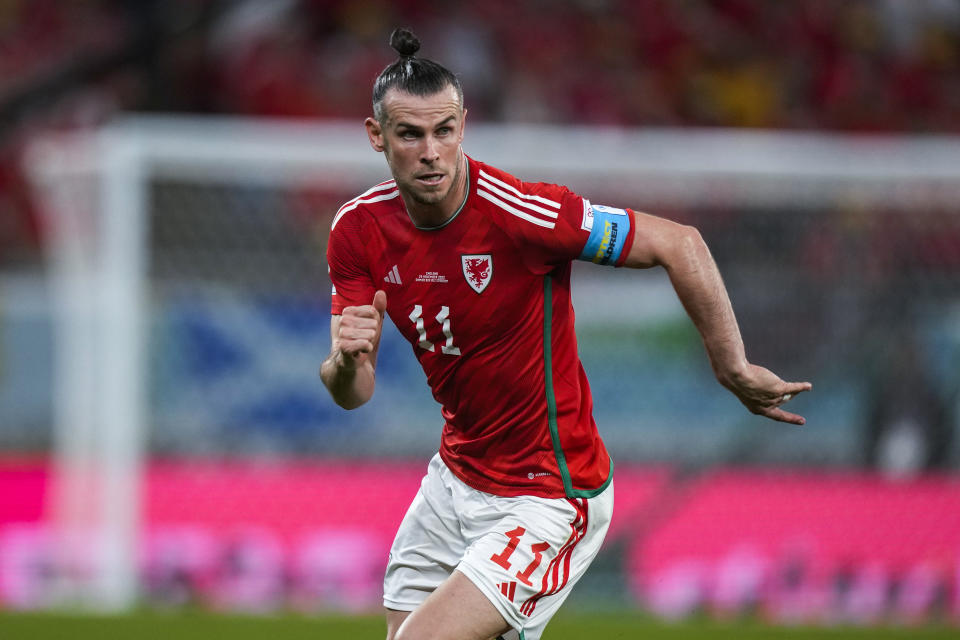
[542,274,614,500]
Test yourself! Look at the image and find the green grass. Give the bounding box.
[0,610,957,640]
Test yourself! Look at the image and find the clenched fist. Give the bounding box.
[335,290,387,368]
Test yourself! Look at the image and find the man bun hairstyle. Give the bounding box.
[390,28,420,58]
[372,28,463,123]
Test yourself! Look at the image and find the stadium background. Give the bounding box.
[1,0,960,637]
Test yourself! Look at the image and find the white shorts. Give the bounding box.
[383,454,613,640]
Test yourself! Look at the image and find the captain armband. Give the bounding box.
[577,200,632,266]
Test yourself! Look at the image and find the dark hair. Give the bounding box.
[372,28,463,123]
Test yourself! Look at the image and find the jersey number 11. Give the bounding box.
[408,304,461,356]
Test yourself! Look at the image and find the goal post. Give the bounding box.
[27,129,149,609]
[25,116,960,610]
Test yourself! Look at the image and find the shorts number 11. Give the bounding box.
[489,526,550,586]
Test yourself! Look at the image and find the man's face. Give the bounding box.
[366,85,466,207]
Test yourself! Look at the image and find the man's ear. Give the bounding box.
[458,108,467,144]
[365,117,385,153]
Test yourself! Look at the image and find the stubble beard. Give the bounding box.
[408,185,445,205]
[407,151,464,206]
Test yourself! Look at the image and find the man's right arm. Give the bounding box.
[320,290,387,409]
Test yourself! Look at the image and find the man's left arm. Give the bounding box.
[622,209,812,425]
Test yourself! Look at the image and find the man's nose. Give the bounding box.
[421,135,440,163]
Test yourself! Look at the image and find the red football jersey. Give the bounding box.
[327,156,634,498]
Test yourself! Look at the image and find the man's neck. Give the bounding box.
[404,154,469,230]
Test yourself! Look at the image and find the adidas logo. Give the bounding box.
[497,581,517,602]
[384,265,402,285]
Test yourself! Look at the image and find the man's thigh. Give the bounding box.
[391,572,510,640]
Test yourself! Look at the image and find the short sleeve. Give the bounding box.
[480,171,634,273]
[327,215,375,315]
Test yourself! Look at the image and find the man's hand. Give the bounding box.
[334,290,387,368]
[721,364,812,425]
[322,290,387,409]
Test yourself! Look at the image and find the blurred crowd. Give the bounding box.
[1,0,959,264]
[175,0,960,129]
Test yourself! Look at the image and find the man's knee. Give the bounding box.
[392,620,506,640]
[392,628,465,640]
[391,624,422,640]
[385,608,411,640]
[391,619,459,640]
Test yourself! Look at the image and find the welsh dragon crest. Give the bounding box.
[461,254,492,294]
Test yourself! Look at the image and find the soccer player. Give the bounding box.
[321,28,811,640]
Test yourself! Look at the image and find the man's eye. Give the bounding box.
[437,127,452,135]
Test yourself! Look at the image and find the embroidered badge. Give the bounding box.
[461,254,493,293]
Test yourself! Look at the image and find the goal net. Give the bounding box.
[25,117,960,611]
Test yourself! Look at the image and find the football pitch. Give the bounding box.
[1,610,957,639]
